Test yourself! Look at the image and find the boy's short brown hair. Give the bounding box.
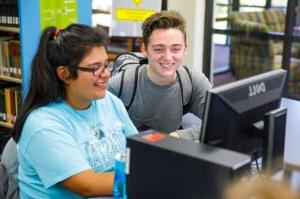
[142,10,186,47]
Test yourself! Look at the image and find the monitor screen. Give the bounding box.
[200,69,287,156]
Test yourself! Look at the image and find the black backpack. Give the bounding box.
[111,52,193,113]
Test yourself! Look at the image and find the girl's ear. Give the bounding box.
[56,66,70,83]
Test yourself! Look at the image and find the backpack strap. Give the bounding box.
[176,70,184,107]
[127,64,142,110]
[117,62,140,98]
[177,66,193,114]
[182,65,192,84]
[118,64,144,110]
[117,70,125,98]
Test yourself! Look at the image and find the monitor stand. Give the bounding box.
[262,107,287,174]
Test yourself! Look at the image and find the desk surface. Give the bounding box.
[281,98,300,171]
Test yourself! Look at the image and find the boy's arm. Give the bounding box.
[170,122,201,141]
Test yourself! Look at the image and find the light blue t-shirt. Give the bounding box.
[17,92,138,199]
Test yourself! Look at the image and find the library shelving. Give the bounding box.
[0,0,21,130]
[0,26,19,33]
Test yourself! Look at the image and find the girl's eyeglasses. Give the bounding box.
[75,60,113,76]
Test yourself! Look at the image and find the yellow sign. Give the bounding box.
[132,0,142,6]
[116,8,155,21]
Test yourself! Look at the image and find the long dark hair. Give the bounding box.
[12,24,108,142]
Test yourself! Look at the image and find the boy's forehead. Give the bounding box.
[149,28,184,36]
[148,28,185,45]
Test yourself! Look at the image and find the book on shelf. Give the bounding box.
[4,88,12,123]
[14,86,21,121]
[0,85,21,124]
[1,40,10,76]
[0,37,20,78]
[0,89,5,122]
[8,39,20,78]
[0,36,14,71]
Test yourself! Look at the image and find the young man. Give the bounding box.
[109,10,211,141]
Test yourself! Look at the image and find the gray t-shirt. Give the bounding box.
[108,65,211,141]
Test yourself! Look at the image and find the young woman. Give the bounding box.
[12,24,138,198]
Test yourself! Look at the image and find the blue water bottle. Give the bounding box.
[113,152,127,199]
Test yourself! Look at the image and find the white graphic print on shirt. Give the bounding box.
[81,124,126,172]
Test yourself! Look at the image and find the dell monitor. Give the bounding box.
[200,69,287,161]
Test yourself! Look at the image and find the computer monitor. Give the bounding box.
[200,69,287,158]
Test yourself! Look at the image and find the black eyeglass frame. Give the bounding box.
[74,60,113,76]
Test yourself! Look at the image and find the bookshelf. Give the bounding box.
[0,0,92,132]
[0,75,21,84]
[0,121,13,129]
[0,0,21,130]
[0,26,19,33]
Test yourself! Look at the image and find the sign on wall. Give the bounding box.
[40,0,78,31]
[110,0,162,37]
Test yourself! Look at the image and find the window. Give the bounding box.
[272,0,288,8]
[214,0,230,44]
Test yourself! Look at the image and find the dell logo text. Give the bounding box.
[248,82,266,97]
